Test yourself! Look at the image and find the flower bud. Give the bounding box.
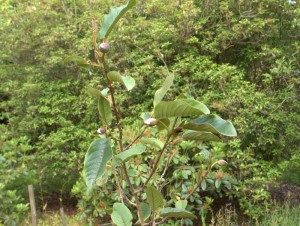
[99,43,110,53]
[217,159,228,166]
[143,118,158,126]
[97,128,106,134]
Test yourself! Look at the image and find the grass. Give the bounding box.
[210,201,300,226]
[256,202,300,226]
[21,202,300,226]
[23,211,82,226]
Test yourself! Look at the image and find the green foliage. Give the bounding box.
[0,131,33,225]
[1,0,299,223]
[159,208,197,219]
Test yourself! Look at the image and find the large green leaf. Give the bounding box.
[182,130,222,142]
[99,0,137,38]
[154,99,210,118]
[183,115,237,137]
[111,203,133,226]
[146,186,164,210]
[98,96,112,125]
[153,74,174,106]
[84,138,112,188]
[115,145,146,163]
[140,138,163,149]
[159,208,197,219]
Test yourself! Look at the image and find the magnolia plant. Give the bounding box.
[71,0,237,225]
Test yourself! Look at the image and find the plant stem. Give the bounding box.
[142,133,172,188]
[185,159,212,200]
[99,52,144,224]
[142,118,178,189]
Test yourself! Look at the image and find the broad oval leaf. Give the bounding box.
[154,100,209,119]
[139,138,164,149]
[159,208,197,219]
[154,74,174,106]
[183,115,237,137]
[182,130,222,142]
[115,145,146,163]
[111,203,133,226]
[98,96,112,125]
[146,186,164,211]
[84,138,112,188]
[175,200,187,210]
[99,0,137,38]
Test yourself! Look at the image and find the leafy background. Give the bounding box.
[0,0,299,224]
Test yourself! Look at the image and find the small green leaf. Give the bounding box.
[154,99,209,119]
[175,200,187,210]
[84,138,112,188]
[140,203,151,221]
[98,96,112,125]
[182,130,222,142]
[159,208,197,219]
[63,55,89,68]
[223,181,232,190]
[141,112,151,120]
[201,180,207,191]
[115,145,146,163]
[87,87,102,98]
[99,0,137,38]
[111,203,133,226]
[140,138,164,149]
[101,88,110,96]
[108,71,122,82]
[122,76,135,91]
[146,186,164,210]
[107,71,135,91]
[215,179,221,189]
[154,74,174,106]
[183,115,237,137]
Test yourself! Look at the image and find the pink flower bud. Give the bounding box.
[217,160,228,166]
[143,118,158,126]
[97,128,106,134]
[99,43,110,53]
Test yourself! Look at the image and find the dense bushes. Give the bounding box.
[0,0,299,224]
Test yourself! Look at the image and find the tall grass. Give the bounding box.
[210,201,300,226]
[22,212,82,226]
[257,202,300,226]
